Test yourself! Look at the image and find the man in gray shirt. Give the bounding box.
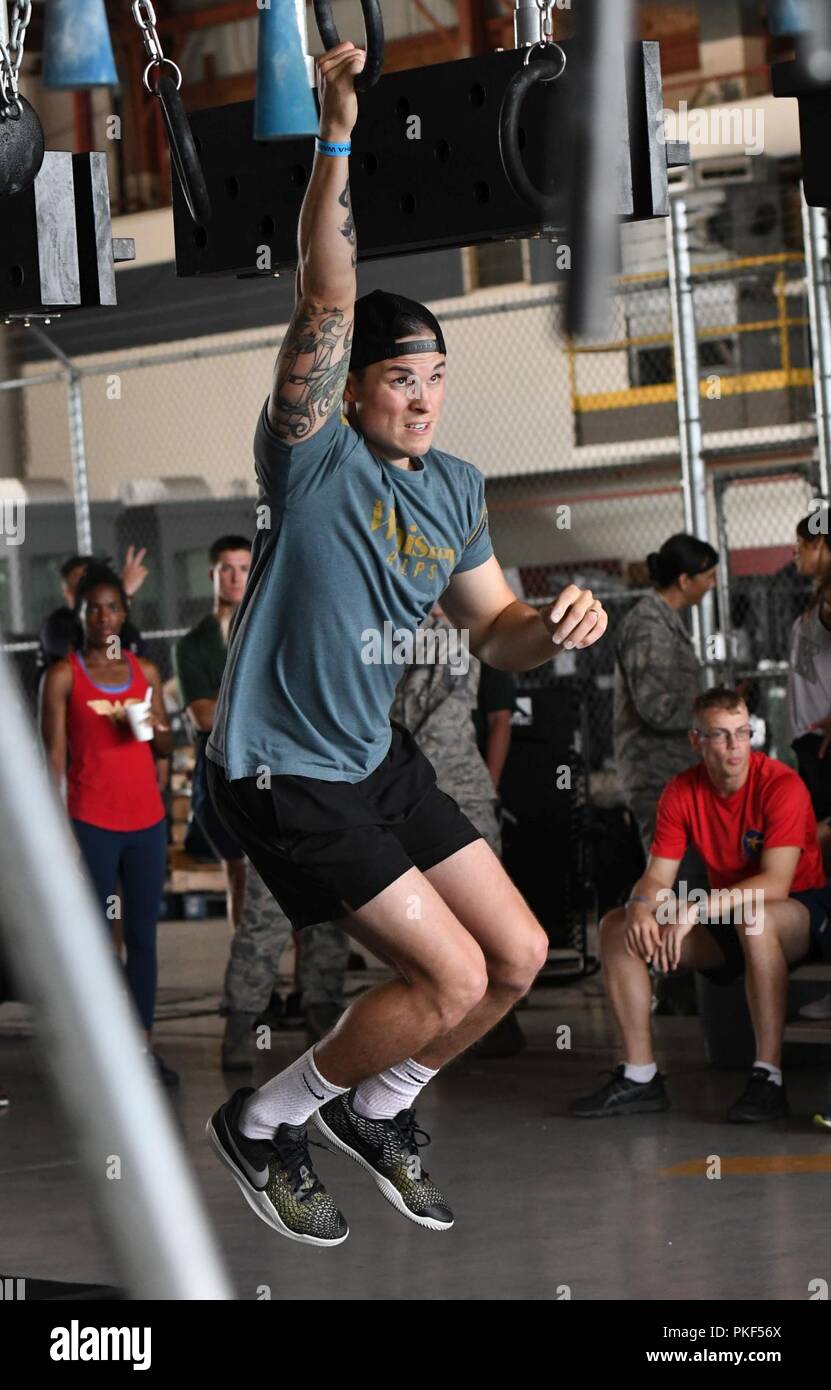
[205,39,609,1248]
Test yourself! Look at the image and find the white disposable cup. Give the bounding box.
[126,699,154,742]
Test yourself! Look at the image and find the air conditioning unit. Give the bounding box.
[692,154,766,189]
[0,477,72,502]
[114,476,213,504]
[712,185,786,257]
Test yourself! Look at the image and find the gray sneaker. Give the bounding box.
[569,1065,670,1117]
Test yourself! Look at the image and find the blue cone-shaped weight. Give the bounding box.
[43,0,118,90]
[768,0,811,36]
[254,0,318,141]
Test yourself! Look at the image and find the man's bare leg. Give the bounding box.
[739,899,811,1066]
[312,866,489,1088]
[598,907,727,1064]
[313,841,548,1082]
[410,840,548,1068]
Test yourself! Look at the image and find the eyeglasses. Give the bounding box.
[694,725,753,745]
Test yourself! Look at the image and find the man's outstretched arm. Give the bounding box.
[266,43,365,444]
[442,556,608,672]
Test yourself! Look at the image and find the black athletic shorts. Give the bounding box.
[699,884,831,986]
[205,721,483,930]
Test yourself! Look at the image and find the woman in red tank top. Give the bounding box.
[41,564,176,1082]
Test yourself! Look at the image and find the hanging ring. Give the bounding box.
[143,57,183,96]
[522,41,567,85]
[312,0,385,93]
[498,49,568,219]
[156,72,212,227]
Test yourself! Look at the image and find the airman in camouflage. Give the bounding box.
[222,864,349,1015]
[221,862,349,1063]
[390,614,501,854]
[613,588,704,855]
[221,864,290,1018]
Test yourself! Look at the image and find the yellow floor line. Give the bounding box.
[662,1153,831,1176]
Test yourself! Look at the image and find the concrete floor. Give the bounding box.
[1,916,830,1301]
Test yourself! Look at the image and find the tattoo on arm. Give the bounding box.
[338,180,357,269]
[272,303,354,441]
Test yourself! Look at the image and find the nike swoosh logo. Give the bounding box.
[302,1072,325,1101]
[224,1117,269,1187]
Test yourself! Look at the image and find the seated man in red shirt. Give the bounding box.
[571,685,831,1123]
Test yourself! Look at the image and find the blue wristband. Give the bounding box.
[315,137,351,157]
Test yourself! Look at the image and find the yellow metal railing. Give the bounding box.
[567,253,810,417]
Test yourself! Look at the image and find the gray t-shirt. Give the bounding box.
[207,401,493,782]
[787,603,831,741]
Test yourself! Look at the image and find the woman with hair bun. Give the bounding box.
[614,533,718,861]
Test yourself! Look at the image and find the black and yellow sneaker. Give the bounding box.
[313,1091,453,1231]
[813,1100,831,1131]
[206,1088,348,1246]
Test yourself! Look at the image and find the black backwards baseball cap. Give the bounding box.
[349,289,447,372]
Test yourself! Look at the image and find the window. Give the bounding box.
[465,240,529,291]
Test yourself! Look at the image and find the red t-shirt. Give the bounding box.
[66,650,166,832]
[650,751,825,892]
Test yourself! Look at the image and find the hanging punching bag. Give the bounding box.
[42,0,118,89]
[254,0,318,141]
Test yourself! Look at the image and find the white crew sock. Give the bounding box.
[352,1057,439,1120]
[623,1061,658,1084]
[240,1046,348,1138]
[754,1060,783,1086]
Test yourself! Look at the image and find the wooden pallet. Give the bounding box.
[165,846,225,894]
[791,962,831,984]
[784,1019,831,1045]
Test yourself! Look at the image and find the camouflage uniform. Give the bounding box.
[390,616,501,854]
[220,859,349,1015]
[613,589,707,881]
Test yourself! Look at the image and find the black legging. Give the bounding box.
[71,817,167,1031]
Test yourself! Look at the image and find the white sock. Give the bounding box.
[240,1046,348,1138]
[754,1060,783,1086]
[623,1061,658,1084]
[352,1057,438,1120]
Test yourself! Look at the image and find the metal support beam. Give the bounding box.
[713,477,735,681]
[801,183,831,499]
[565,0,633,339]
[28,324,93,554]
[667,196,716,676]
